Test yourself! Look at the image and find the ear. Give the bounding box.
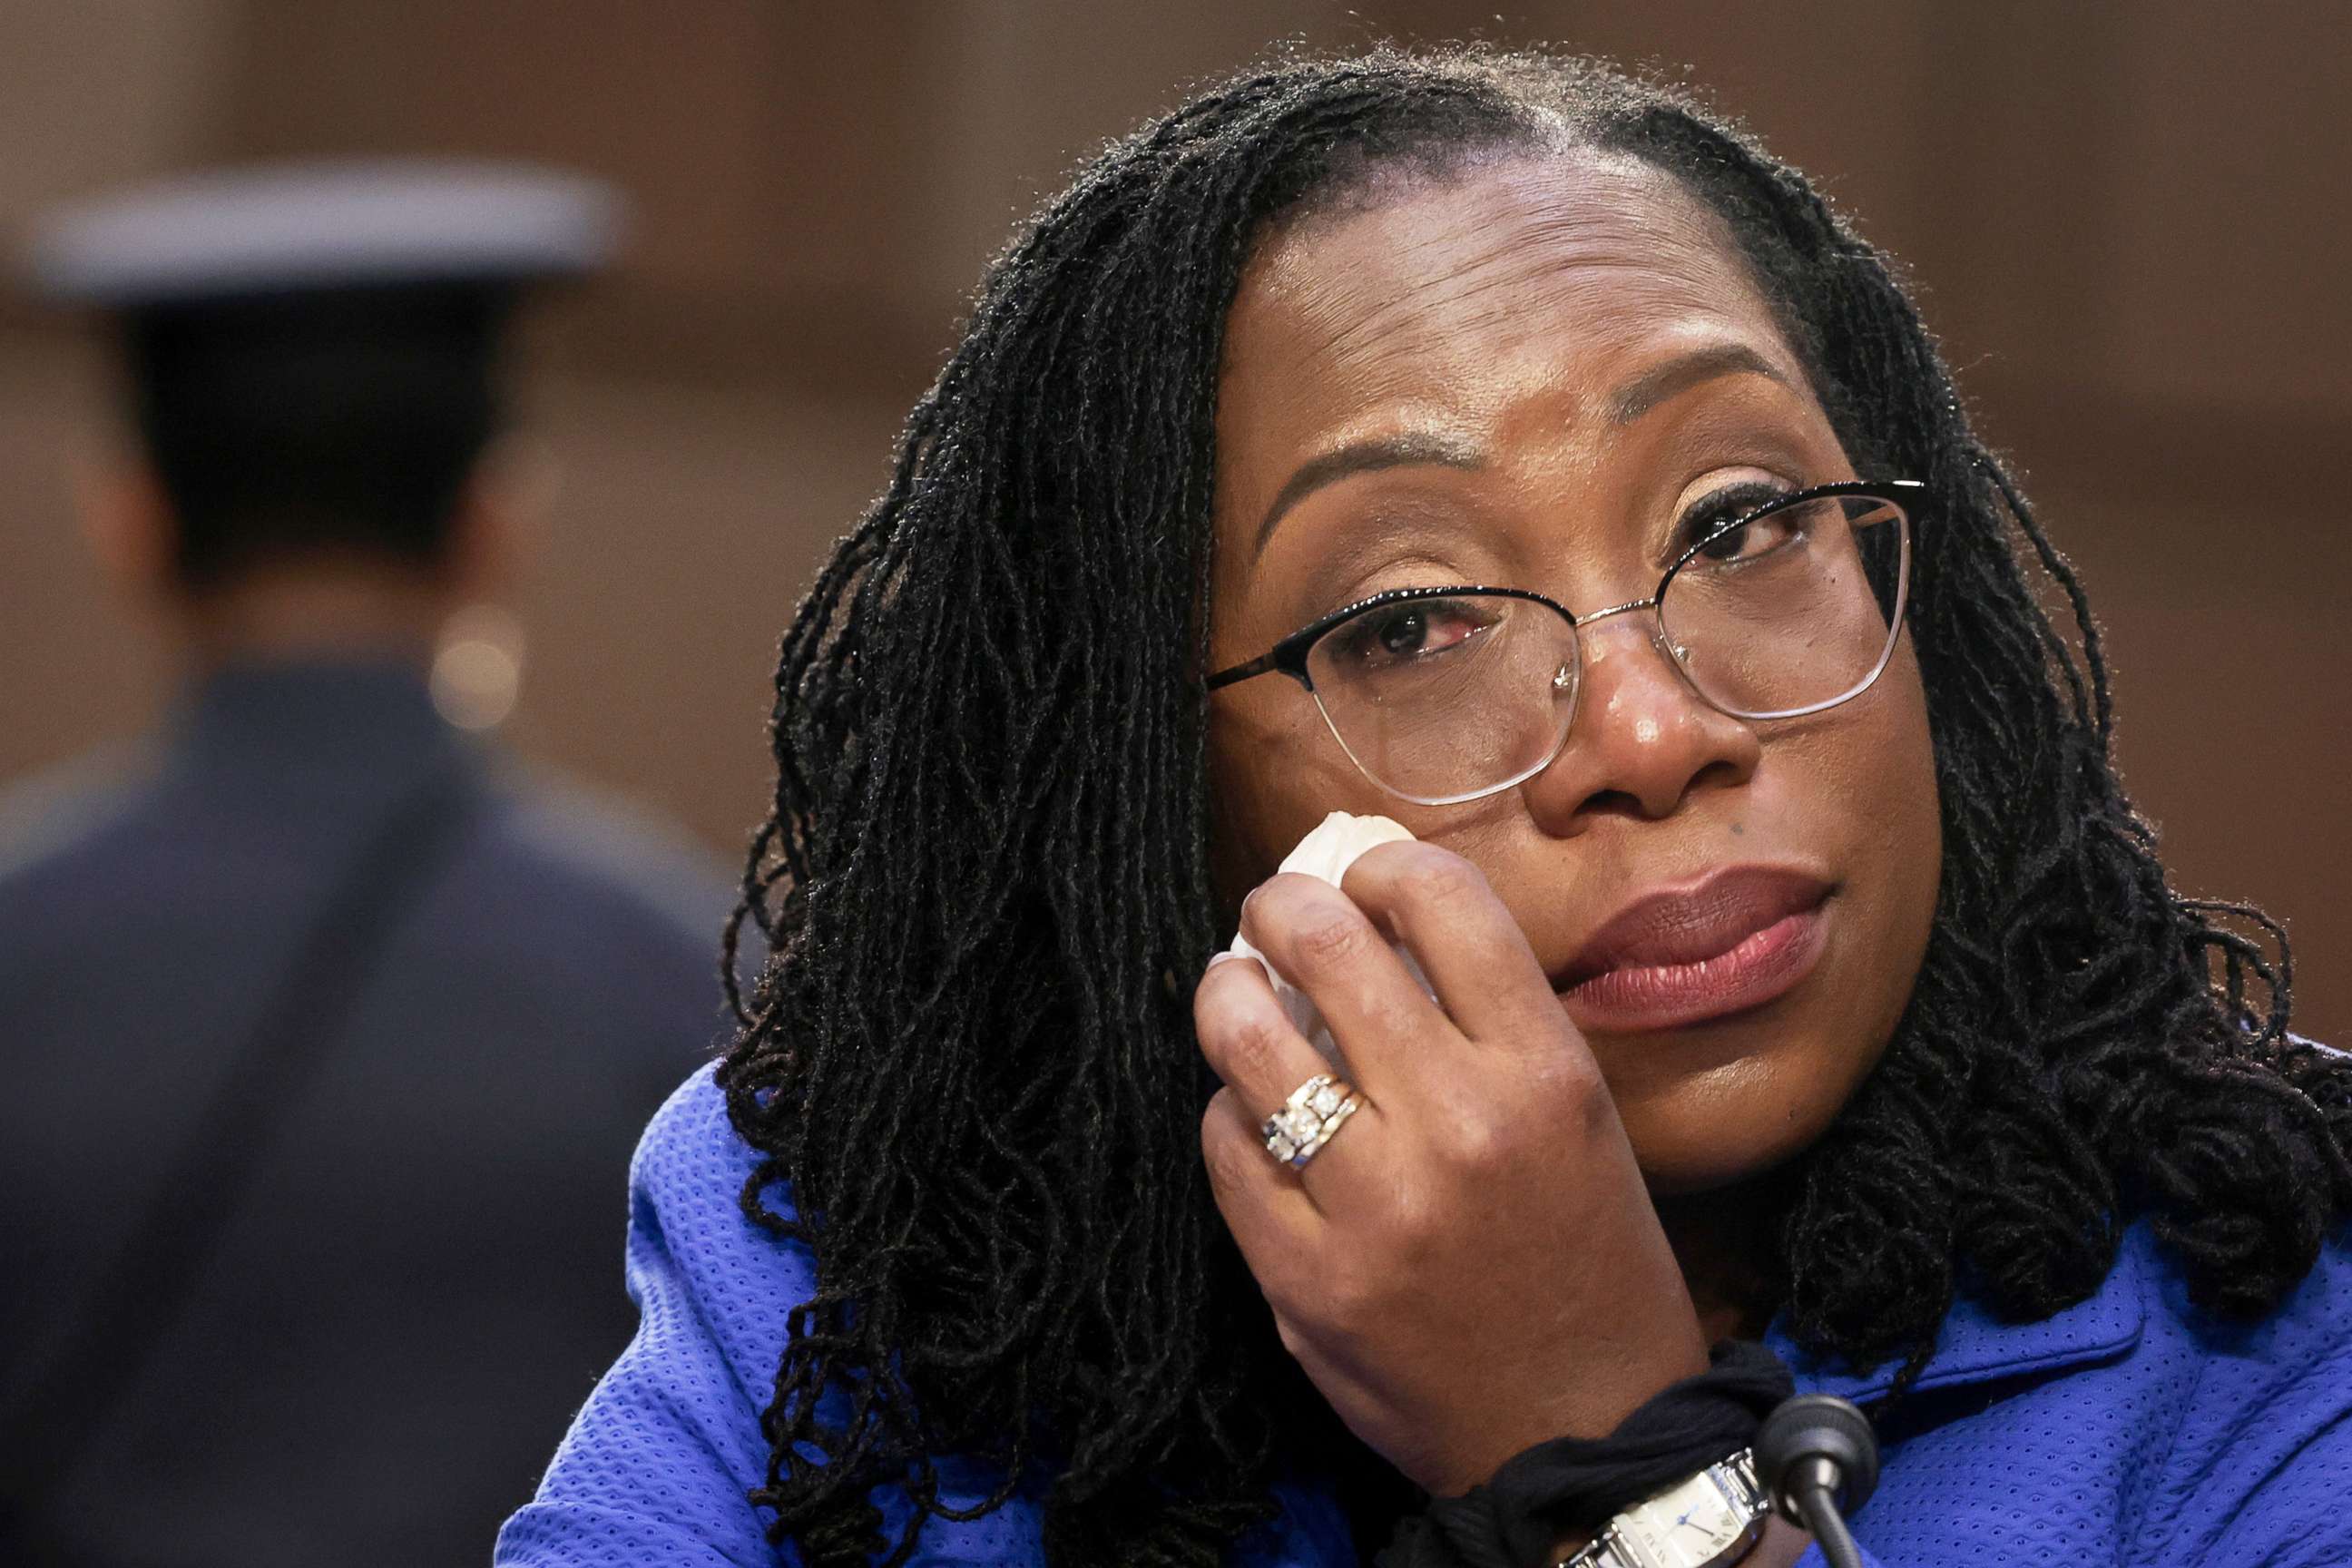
[72,457,180,606]
[442,434,559,600]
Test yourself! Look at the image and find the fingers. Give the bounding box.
[1232,870,1451,1102]
[1200,1085,1318,1290]
[1339,840,1564,1047]
[1193,947,1379,1196]
[1195,946,1338,1110]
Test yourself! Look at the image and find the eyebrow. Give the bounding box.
[1248,345,1789,560]
[1252,431,1485,559]
[1607,341,1790,424]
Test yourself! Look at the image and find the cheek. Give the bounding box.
[1742,635,1940,976]
[1205,684,1398,914]
[1781,647,1943,1084]
[1843,644,1944,987]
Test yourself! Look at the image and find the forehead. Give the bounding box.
[1218,152,1796,454]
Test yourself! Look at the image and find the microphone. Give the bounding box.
[1755,1394,1879,1568]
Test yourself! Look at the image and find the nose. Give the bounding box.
[1518,609,1761,833]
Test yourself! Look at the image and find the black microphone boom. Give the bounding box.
[1755,1394,1880,1568]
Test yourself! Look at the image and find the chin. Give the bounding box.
[1594,1026,1866,1198]
[1583,887,1923,1198]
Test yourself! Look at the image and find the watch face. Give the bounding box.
[1615,1465,1765,1568]
[1620,1505,1742,1560]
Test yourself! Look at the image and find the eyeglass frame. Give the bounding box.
[1203,477,1925,807]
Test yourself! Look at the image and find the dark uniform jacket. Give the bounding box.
[0,660,739,1567]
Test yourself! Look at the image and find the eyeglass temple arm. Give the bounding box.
[1205,653,1280,691]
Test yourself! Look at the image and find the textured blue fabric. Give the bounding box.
[500,1065,2352,1566]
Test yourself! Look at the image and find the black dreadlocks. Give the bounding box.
[716,47,2352,1567]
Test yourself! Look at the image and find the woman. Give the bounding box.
[498,48,2352,1568]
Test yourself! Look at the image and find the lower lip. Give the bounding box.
[1559,902,1829,1034]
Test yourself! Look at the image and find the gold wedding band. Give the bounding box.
[1260,1073,1362,1170]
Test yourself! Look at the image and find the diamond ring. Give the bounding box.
[1260,1073,1362,1170]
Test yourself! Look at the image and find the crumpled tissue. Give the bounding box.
[1225,810,1436,1074]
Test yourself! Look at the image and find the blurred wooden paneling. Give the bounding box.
[1,0,2343,1035]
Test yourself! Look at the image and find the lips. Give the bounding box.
[1551,866,1833,1033]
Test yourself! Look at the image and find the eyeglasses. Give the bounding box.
[1207,479,1920,806]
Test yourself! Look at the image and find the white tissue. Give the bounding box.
[1225,811,1433,1074]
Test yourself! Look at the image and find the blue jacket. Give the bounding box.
[499,1065,2352,1567]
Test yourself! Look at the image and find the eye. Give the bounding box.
[1678,482,1801,564]
[1328,595,1496,670]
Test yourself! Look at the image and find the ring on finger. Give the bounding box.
[1260,1073,1363,1170]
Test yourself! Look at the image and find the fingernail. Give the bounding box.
[1204,951,1245,972]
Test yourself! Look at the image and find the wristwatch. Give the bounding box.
[1556,1448,1769,1568]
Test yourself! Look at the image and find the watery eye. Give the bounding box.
[1337,598,1493,668]
[1375,610,1433,655]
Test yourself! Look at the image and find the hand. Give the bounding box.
[1195,839,1709,1496]
[1744,1517,1817,1567]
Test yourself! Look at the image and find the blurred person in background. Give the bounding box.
[0,164,741,1566]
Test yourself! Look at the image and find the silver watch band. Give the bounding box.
[1556,1448,1768,1568]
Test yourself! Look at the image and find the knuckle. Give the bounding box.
[1316,1259,1377,1328]
[1393,843,1489,911]
[1191,954,1260,1023]
[1435,1103,1511,1175]
[1288,905,1372,973]
[1215,1006,1290,1088]
[1538,1053,1612,1131]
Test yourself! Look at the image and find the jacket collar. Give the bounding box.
[172,656,471,798]
[1765,1223,2150,1405]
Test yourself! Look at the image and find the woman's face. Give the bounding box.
[1204,152,1943,1194]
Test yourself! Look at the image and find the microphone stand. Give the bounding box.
[1756,1395,1879,1568]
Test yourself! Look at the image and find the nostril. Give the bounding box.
[1693,758,1744,789]
[1577,786,1653,822]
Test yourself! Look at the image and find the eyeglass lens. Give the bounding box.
[1301,492,1911,805]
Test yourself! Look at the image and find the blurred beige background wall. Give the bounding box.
[3,0,2345,1039]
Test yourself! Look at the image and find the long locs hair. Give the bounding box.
[716,48,2352,1568]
